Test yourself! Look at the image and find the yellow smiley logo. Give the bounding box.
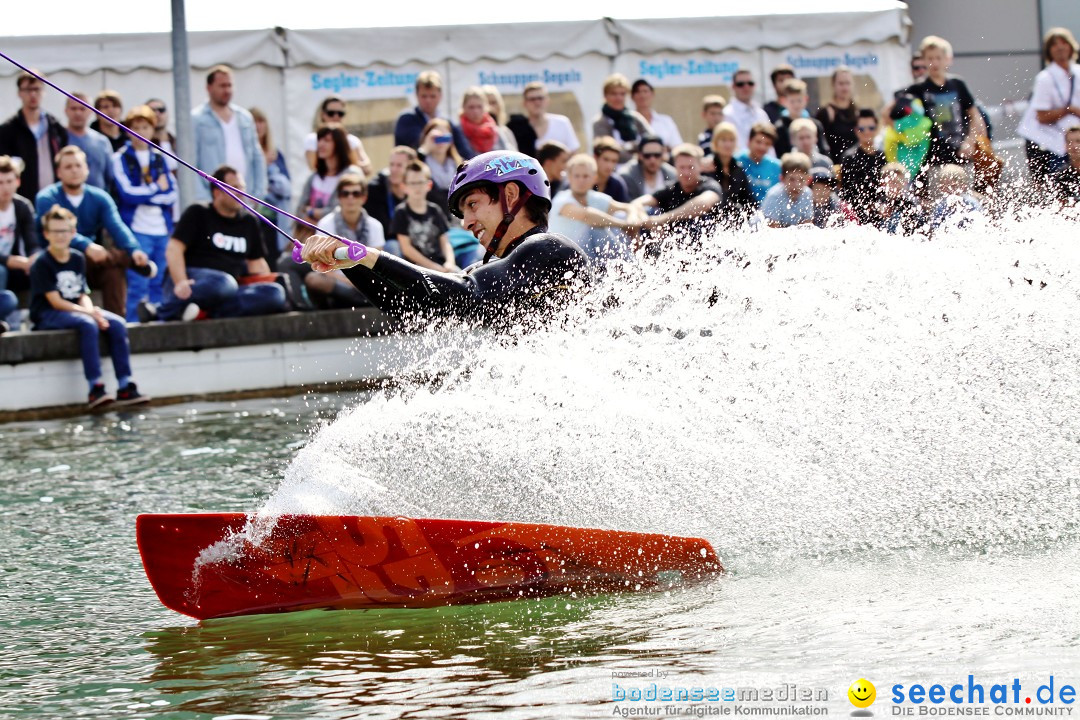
[848,679,876,708]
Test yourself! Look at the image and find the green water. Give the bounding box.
[0,396,716,719]
[2,396,1078,720]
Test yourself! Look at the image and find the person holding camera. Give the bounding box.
[417,118,464,211]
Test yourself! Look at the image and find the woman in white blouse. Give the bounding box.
[1018,28,1080,183]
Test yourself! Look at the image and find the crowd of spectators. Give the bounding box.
[1,29,1079,408]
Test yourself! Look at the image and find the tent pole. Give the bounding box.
[171,0,197,211]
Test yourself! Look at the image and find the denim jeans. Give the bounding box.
[158,266,287,320]
[0,289,17,324]
[577,228,632,266]
[34,308,132,383]
[126,231,170,321]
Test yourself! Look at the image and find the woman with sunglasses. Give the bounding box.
[417,117,464,210]
[302,96,372,177]
[303,172,383,309]
[295,125,362,237]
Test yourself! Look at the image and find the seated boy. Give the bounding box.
[930,164,983,231]
[549,153,644,264]
[393,161,458,272]
[30,205,150,409]
[874,162,925,235]
[789,118,835,170]
[761,152,814,228]
[736,123,782,206]
[808,167,855,228]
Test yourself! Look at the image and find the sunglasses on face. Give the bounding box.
[734,80,755,87]
[325,109,346,118]
[149,105,166,113]
[641,152,663,159]
[912,64,927,72]
[338,189,364,198]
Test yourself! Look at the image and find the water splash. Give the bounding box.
[264,212,1080,574]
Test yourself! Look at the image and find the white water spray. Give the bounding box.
[265,213,1080,574]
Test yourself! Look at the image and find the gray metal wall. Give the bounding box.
[1042,0,1080,37]
[905,0,1046,104]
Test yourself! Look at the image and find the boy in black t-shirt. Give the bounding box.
[392,162,457,272]
[158,165,288,321]
[30,206,149,409]
[905,35,988,168]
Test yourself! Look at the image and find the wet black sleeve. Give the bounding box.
[341,233,590,323]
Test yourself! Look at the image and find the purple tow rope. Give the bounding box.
[0,50,367,264]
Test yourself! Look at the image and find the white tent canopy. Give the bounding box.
[0,2,909,76]
[612,6,909,54]
[0,29,285,75]
[286,21,619,67]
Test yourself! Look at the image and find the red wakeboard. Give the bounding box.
[137,514,722,620]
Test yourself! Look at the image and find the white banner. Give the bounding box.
[447,54,612,150]
[761,42,910,112]
[612,51,758,148]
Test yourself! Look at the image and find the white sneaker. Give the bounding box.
[134,259,158,279]
[181,303,201,322]
[136,300,158,324]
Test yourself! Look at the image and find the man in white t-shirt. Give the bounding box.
[302,96,373,177]
[192,65,266,203]
[1018,28,1080,182]
[549,153,645,264]
[723,69,773,155]
[0,155,35,327]
[507,81,580,157]
[631,79,683,150]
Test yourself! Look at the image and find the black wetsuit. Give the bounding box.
[341,226,590,325]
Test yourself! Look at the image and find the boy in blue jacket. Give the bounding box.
[110,106,176,321]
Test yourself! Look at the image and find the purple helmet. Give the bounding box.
[447,150,552,219]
